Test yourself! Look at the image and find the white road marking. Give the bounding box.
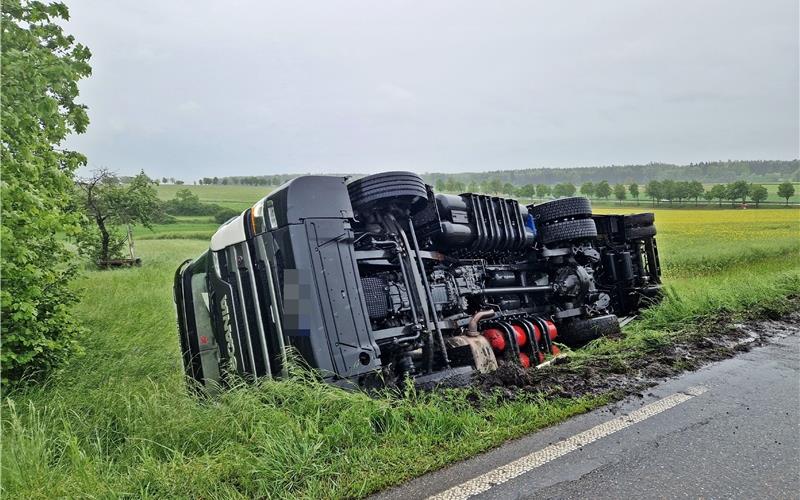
[428,386,708,500]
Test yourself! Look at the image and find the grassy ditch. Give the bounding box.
[3,209,800,498]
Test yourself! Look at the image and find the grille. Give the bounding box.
[361,276,389,319]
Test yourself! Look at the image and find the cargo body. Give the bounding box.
[174,173,661,390]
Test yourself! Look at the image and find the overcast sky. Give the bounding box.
[63,0,799,178]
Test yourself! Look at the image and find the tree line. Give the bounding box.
[424,160,799,187]
[162,161,800,188]
[196,174,295,186]
[435,177,797,207]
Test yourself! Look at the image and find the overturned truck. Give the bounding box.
[175,172,661,390]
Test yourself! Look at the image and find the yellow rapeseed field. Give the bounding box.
[594,207,800,278]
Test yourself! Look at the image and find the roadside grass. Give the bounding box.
[3,209,800,498]
[3,379,603,498]
[569,261,800,367]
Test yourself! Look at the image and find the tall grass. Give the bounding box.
[3,367,602,498]
[3,209,800,498]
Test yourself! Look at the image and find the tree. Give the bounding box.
[485,178,503,195]
[435,178,446,192]
[661,180,677,204]
[706,184,728,207]
[1,0,92,383]
[613,183,627,204]
[748,184,768,208]
[163,188,224,216]
[595,180,612,200]
[580,182,595,198]
[687,181,704,205]
[628,183,639,205]
[502,182,516,197]
[552,183,576,198]
[727,180,750,205]
[171,188,202,210]
[535,183,551,199]
[444,177,463,193]
[517,184,536,200]
[75,170,162,263]
[777,182,796,206]
[673,181,690,204]
[645,180,662,206]
[214,208,241,224]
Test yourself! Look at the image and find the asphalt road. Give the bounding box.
[376,330,799,500]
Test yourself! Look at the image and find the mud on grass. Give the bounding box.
[472,303,800,402]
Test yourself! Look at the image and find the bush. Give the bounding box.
[214,208,241,224]
[156,213,177,224]
[1,1,92,384]
[163,188,223,216]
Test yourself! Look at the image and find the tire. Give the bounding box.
[529,197,592,224]
[624,213,655,227]
[558,314,620,347]
[626,224,657,239]
[538,218,597,245]
[347,171,428,215]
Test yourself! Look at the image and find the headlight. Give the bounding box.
[251,198,267,235]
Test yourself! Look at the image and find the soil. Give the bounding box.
[471,308,800,402]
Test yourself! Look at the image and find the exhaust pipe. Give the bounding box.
[467,310,495,337]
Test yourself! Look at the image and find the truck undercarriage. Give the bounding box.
[175,172,661,390]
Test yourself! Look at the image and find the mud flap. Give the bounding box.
[445,335,498,373]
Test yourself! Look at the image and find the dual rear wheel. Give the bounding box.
[529,197,596,245]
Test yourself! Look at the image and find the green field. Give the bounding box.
[156,184,272,211]
[4,193,800,497]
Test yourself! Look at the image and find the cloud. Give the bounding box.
[377,84,416,103]
[178,100,201,113]
[63,0,799,178]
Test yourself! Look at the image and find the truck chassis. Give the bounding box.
[175,172,661,390]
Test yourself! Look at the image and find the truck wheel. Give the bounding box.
[347,171,428,215]
[529,197,592,223]
[558,314,620,347]
[626,224,657,239]
[538,218,597,245]
[624,213,655,227]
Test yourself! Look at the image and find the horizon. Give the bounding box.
[132,158,799,182]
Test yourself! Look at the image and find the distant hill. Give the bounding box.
[160,159,798,187]
[422,160,799,187]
